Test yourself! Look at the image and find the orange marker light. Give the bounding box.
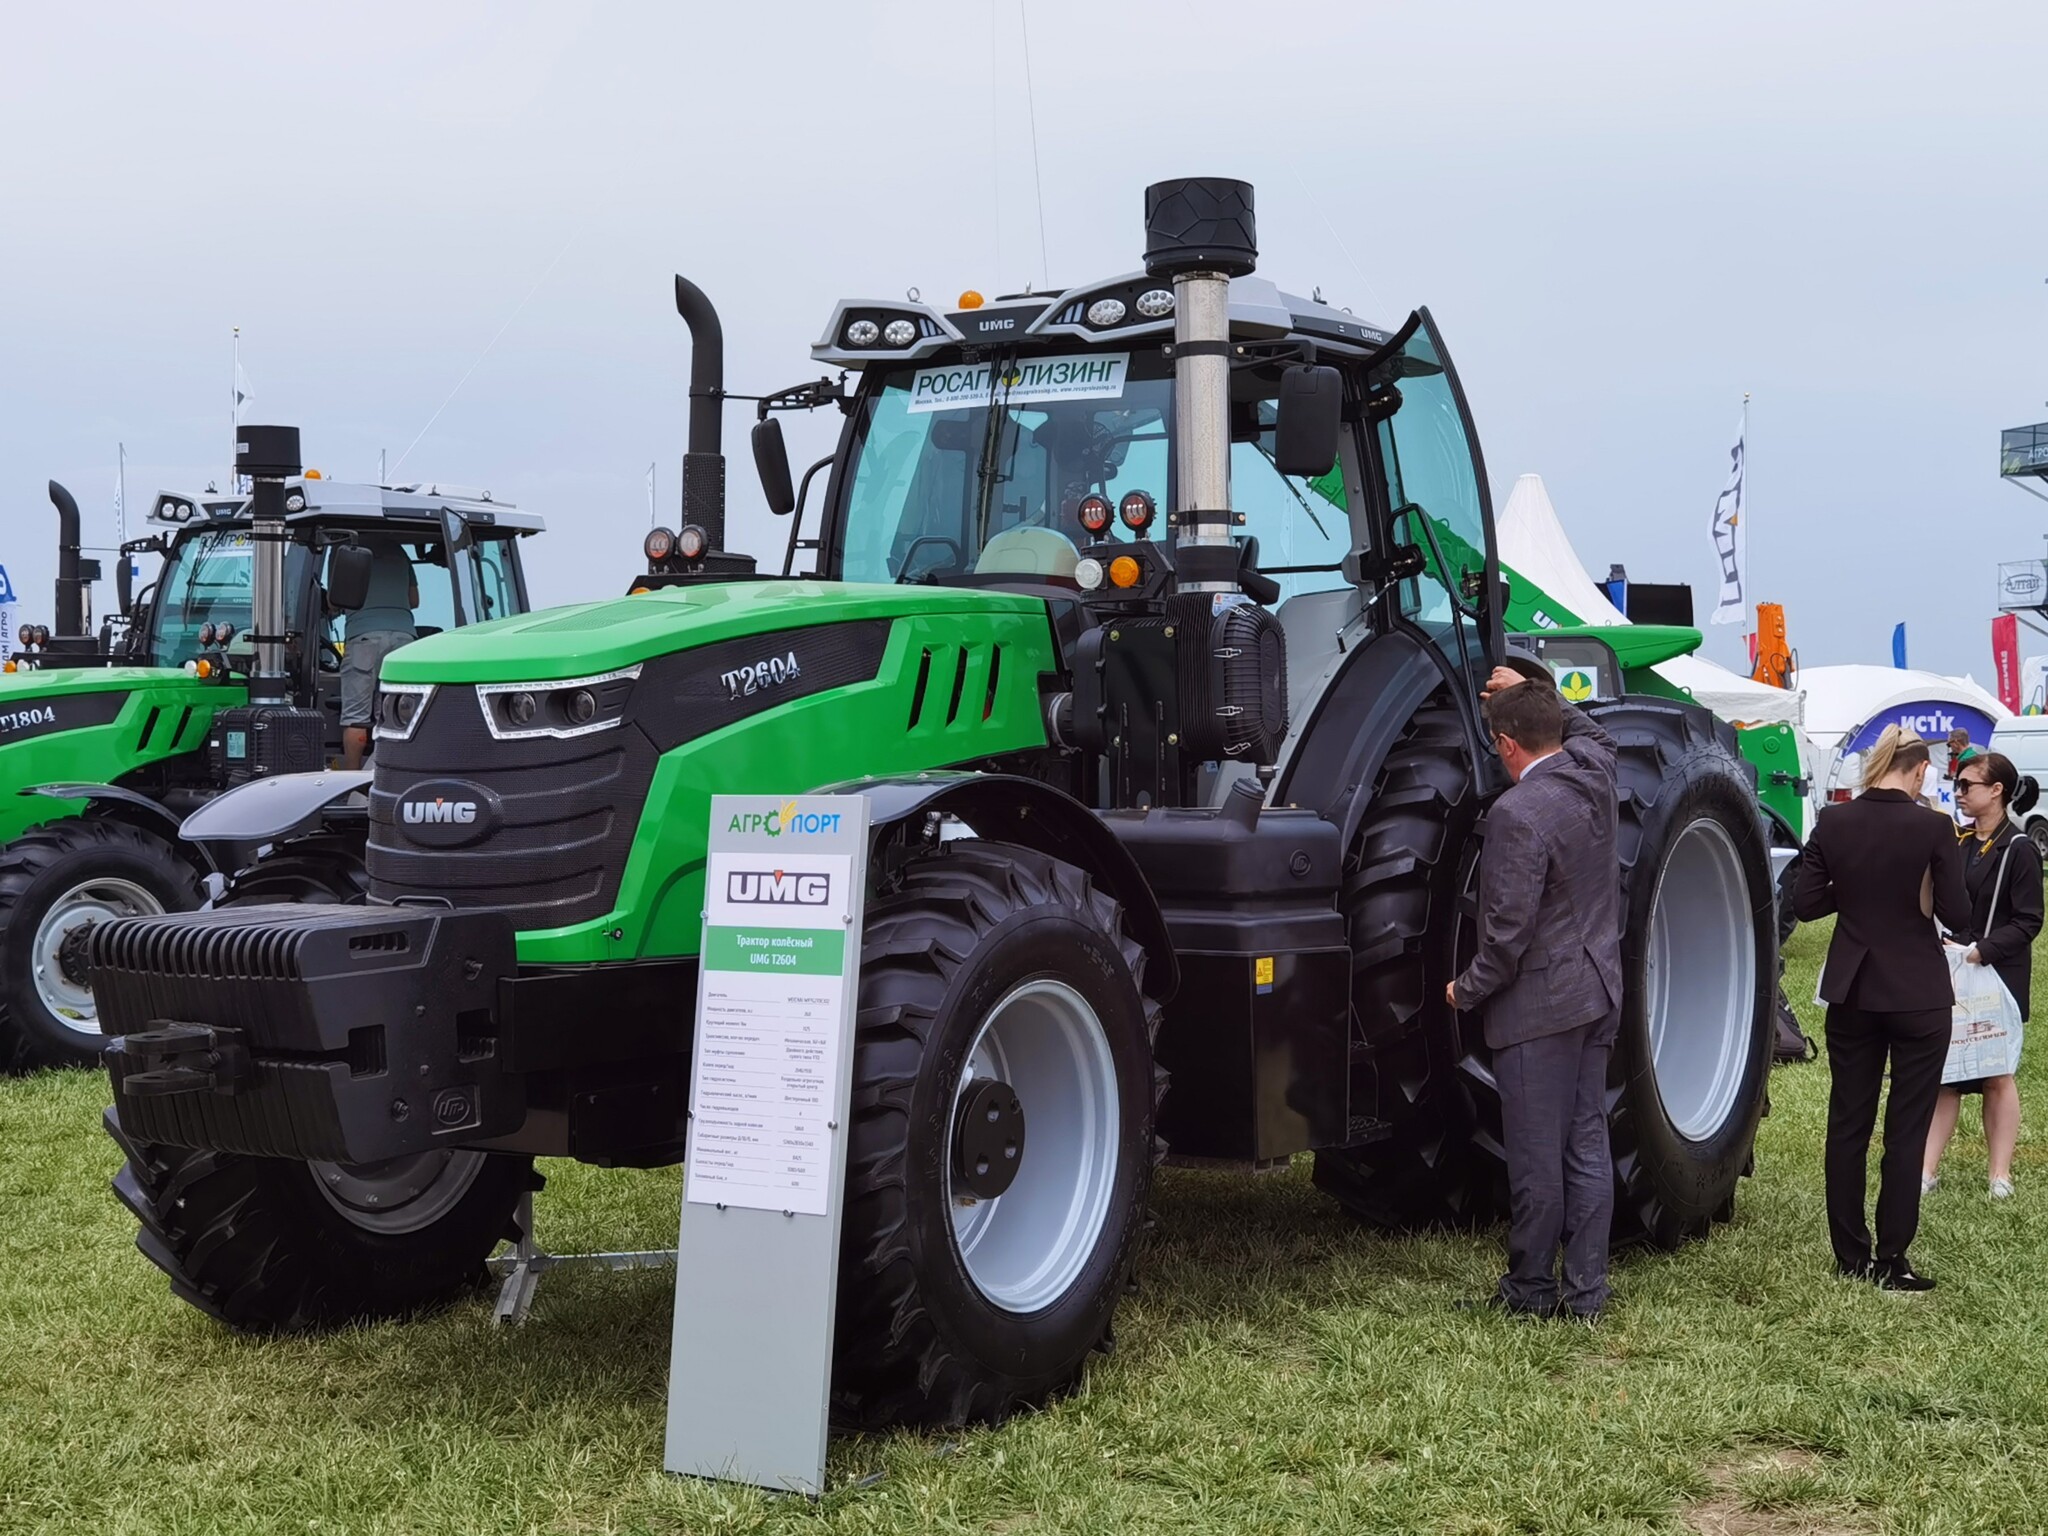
[193,658,213,679]
[2,661,15,673]
[1109,556,1142,590]
[958,290,985,310]
[304,469,323,479]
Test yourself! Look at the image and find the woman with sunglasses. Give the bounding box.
[1923,751,2043,1199]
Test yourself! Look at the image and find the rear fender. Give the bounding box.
[21,783,219,873]
[827,772,1179,1002]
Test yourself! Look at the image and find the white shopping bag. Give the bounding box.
[1943,948,2025,1084]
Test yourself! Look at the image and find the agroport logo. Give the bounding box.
[725,799,845,840]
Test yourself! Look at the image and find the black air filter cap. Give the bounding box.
[1143,178,1257,279]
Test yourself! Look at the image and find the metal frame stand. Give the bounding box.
[487,1191,677,1326]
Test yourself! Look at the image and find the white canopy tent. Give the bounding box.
[1494,473,1804,728]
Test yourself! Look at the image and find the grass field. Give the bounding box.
[3,918,2046,1535]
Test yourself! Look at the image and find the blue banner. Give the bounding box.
[1892,622,1907,669]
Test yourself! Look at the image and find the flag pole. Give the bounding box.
[648,461,657,527]
[231,326,241,491]
[1742,390,1751,669]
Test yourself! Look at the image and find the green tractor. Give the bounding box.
[0,461,542,1068]
[92,179,1776,1426]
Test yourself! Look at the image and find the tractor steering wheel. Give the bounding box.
[893,535,964,583]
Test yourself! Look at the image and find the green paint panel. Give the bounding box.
[703,926,846,975]
[383,579,1056,684]
[0,667,244,843]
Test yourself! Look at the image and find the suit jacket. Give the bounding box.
[1794,788,1970,1014]
[1453,706,1623,1049]
[1954,822,2043,1020]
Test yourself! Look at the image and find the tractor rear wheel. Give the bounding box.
[1316,698,1776,1249]
[106,832,534,1330]
[0,818,203,1071]
[1311,694,1496,1228]
[833,838,1162,1427]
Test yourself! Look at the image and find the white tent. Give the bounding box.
[1494,473,1804,728]
[1797,664,2010,750]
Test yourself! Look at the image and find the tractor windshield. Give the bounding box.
[832,349,1351,605]
[145,526,312,668]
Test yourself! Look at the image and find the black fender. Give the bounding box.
[176,769,372,848]
[823,772,1180,1002]
[20,783,219,873]
[1275,628,1487,855]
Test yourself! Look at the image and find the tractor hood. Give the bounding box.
[380,580,1055,684]
[0,664,207,702]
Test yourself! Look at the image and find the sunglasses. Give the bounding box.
[1955,777,1989,793]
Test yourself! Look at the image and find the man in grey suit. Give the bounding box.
[1448,663,1623,1320]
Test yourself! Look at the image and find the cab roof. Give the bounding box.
[148,481,544,533]
[813,273,1398,370]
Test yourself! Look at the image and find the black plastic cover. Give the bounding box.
[1143,178,1258,278]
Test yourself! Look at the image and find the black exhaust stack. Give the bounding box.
[674,274,728,554]
[48,480,86,637]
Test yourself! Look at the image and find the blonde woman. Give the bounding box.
[1794,726,1971,1291]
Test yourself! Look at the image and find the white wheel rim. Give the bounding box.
[1645,816,1756,1141]
[310,1150,489,1234]
[946,978,1121,1314]
[31,876,165,1038]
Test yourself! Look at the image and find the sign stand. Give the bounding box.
[485,1193,676,1326]
[663,794,870,1496]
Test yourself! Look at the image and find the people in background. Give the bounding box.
[334,540,418,770]
[1923,751,2042,1199]
[1794,725,1970,1292]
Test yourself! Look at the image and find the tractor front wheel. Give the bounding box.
[833,838,1162,1427]
[0,818,202,1071]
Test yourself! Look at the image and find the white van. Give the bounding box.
[1986,716,2048,855]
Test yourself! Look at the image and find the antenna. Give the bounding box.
[1018,0,1049,287]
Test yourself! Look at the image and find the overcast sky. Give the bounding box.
[3,1,2044,684]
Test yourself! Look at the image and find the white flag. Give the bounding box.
[112,452,123,533]
[1708,419,1745,626]
[235,362,254,419]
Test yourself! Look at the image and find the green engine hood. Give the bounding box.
[381,580,1056,683]
[0,664,202,700]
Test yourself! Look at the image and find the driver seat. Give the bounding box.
[975,526,1081,579]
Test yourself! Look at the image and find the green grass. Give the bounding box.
[3,919,2046,1535]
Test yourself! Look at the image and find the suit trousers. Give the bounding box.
[1823,1003,1949,1269]
[1494,1015,1614,1315]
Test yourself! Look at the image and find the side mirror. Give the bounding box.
[327,543,374,612]
[1273,364,1343,478]
[751,419,796,517]
[116,552,133,616]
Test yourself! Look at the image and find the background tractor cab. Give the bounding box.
[0,436,541,1069]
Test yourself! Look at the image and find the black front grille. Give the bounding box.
[369,686,658,928]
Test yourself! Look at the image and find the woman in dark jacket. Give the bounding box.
[1794,725,1971,1291]
[1923,750,2042,1199]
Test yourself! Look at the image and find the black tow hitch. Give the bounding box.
[115,1022,253,1096]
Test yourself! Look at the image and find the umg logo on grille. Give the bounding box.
[726,868,831,905]
[395,778,501,848]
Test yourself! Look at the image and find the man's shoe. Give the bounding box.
[1873,1258,1936,1292]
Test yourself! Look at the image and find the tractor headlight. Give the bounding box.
[1086,298,1127,327]
[373,682,436,742]
[1136,288,1175,318]
[844,319,881,347]
[477,665,643,741]
[883,318,918,347]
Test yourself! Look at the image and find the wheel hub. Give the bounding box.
[309,1149,488,1235]
[30,876,165,1030]
[952,1077,1027,1199]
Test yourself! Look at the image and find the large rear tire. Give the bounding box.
[833,839,1162,1427]
[106,831,534,1330]
[0,818,203,1071]
[1315,698,1776,1249]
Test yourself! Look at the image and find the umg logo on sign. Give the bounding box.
[395,779,501,847]
[725,799,845,839]
[726,869,832,905]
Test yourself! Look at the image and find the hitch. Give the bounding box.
[115,1022,252,1097]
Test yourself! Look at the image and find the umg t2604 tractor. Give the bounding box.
[0,449,539,1067]
[93,179,1775,1427]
